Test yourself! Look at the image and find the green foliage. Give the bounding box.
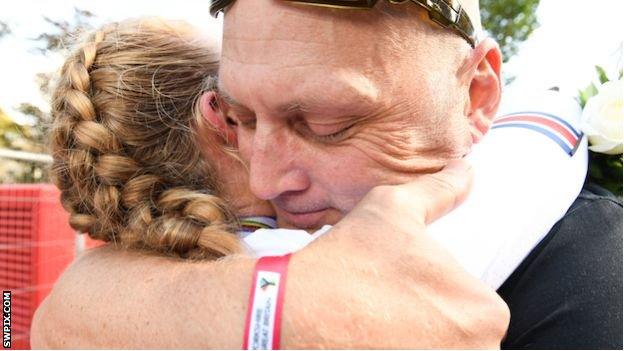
[33,8,95,54]
[595,65,609,84]
[0,108,27,149]
[588,152,623,197]
[16,103,49,148]
[577,66,620,108]
[2,103,52,184]
[0,108,48,184]
[0,105,48,153]
[481,0,540,62]
[577,82,598,108]
[0,9,95,184]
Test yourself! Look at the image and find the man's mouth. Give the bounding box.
[275,206,329,229]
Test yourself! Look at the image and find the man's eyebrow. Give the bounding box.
[280,100,312,114]
[216,85,253,113]
[281,76,380,117]
[218,86,311,116]
[218,90,241,107]
[217,72,379,116]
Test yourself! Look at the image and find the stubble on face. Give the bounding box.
[219,0,473,228]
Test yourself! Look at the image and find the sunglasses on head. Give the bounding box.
[210,0,477,48]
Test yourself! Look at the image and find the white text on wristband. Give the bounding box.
[243,254,292,350]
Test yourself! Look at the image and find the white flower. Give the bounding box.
[581,79,624,155]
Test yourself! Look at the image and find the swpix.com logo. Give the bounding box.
[3,291,10,348]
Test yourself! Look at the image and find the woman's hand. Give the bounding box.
[283,160,510,348]
[31,161,508,349]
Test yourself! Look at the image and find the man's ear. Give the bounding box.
[461,38,502,143]
[199,91,238,146]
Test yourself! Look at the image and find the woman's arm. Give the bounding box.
[31,161,509,349]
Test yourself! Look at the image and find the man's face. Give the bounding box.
[220,0,473,229]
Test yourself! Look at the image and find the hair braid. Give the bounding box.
[50,19,242,259]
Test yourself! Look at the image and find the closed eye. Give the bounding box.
[295,120,355,143]
[239,118,257,129]
[227,111,256,130]
[313,127,352,142]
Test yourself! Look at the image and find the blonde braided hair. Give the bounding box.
[50,18,241,259]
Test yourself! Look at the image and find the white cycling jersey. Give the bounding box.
[239,90,588,289]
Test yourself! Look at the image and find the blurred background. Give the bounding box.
[0,0,622,349]
[0,0,622,183]
[0,0,623,183]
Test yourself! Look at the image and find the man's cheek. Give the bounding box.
[235,129,254,164]
[323,169,380,212]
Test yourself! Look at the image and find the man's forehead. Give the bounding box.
[223,0,328,37]
[221,0,380,57]
[219,0,424,83]
[217,0,466,115]
[218,0,392,112]
[220,0,473,69]
[219,0,482,41]
[217,68,381,115]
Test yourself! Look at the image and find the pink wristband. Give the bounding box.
[243,254,292,350]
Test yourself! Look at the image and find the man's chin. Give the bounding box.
[276,207,343,231]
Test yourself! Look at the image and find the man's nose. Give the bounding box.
[248,124,310,200]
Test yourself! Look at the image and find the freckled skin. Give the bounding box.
[220,0,474,229]
[30,3,510,349]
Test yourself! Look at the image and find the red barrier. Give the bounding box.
[0,184,102,350]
